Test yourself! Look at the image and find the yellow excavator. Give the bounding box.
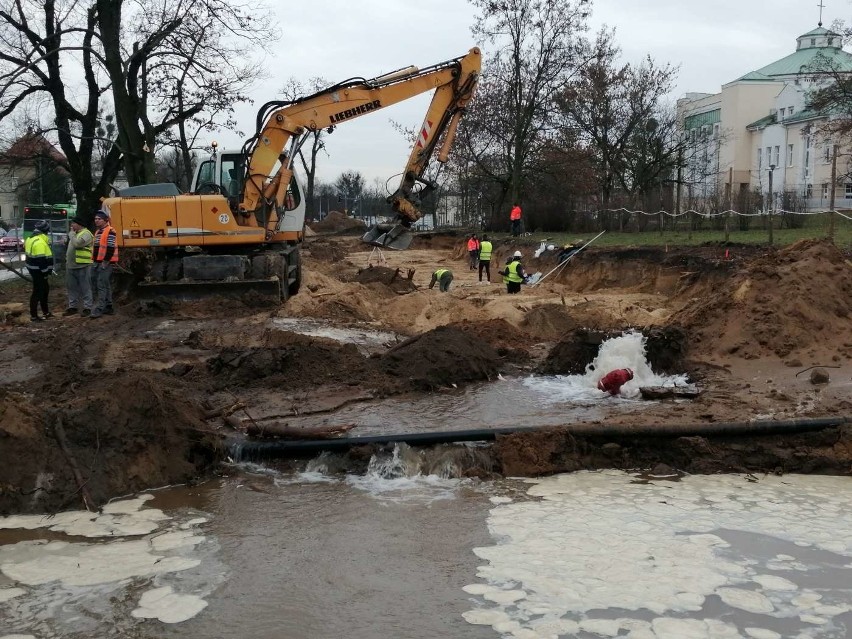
[100,47,481,301]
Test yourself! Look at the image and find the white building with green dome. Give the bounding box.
[678,24,852,211]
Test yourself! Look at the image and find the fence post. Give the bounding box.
[829,145,837,241]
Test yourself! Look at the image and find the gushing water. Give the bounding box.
[525,329,690,402]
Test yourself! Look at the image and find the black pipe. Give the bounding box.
[229,416,851,460]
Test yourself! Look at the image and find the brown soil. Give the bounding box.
[1,234,851,514]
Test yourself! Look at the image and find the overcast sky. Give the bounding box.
[212,0,842,188]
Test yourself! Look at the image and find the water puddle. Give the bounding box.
[270,317,400,353]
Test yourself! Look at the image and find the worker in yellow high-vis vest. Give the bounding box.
[429,268,453,292]
[24,220,54,321]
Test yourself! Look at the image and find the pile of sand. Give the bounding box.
[308,211,365,234]
[671,239,852,360]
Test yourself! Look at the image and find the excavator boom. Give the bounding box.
[245,47,481,249]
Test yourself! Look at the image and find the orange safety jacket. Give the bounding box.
[93,225,119,263]
[510,205,522,221]
[467,238,480,251]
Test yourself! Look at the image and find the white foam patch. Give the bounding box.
[0,635,37,639]
[464,472,852,638]
[0,538,201,587]
[131,585,208,623]
[0,587,26,602]
[745,629,782,639]
[0,494,167,538]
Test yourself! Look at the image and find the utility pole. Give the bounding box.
[725,166,733,243]
[829,144,837,241]
[767,164,775,246]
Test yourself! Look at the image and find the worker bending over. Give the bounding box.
[429,268,454,292]
[597,368,634,395]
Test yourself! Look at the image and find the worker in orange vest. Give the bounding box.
[510,202,522,237]
[90,210,119,318]
[597,368,634,395]
[466,234,480,270]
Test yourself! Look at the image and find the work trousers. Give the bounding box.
[438,272,453,292]
[511,219,521,236]
[468,250,479,270]
[506,281,521,294]
[93,263,114,311]
[478,260,491,282]
[29,270,50,317]
[66,265,93,311]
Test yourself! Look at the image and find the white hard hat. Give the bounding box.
[513,250,522,258]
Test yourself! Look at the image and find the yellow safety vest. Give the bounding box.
[506,259,523,283]
[24,234,51,258]
[434,268,450,280]
[73,229,93,264]
[478,241,492,262]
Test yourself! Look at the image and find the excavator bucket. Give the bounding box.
[361,223,414,250]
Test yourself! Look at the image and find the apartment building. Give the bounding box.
[678,25,852,211]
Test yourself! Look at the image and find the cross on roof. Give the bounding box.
[818,0,826,27]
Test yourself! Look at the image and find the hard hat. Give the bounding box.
[35,220,50,233]
[513,250,522,258]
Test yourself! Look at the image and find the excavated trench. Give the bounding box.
[1,238,851,515]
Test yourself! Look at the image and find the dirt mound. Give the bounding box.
[0,372,219,515]
[520,304,578,341]
[308,211,365,234]
[304,239,348,263]
[450,319,532,361]
[380,325,500,390]
[671,239,852,359]
[347,266,417,294]
[207,332,373,389]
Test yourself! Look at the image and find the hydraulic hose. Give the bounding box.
[229,416,851,460]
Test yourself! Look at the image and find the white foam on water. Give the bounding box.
[0,498,212,633]
[131,585,208,624]
[0,635,37,639]
[0,494,167,537]
[464,471,852,638]
[524,330,690,402]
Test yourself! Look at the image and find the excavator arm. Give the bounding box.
[240,47,481,249]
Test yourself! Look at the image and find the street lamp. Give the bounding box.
[767,164,775,246]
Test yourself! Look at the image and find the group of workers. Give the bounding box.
[431,242,526,295]
[24,210,118,322]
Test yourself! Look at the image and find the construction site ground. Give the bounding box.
[1,227,851,515]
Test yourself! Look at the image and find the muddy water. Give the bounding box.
[2,470,852,639]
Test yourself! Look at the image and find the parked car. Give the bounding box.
[0,230,23,253]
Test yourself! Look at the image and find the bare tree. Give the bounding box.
[0,0,274,220]
[333,170,365,216]
[95,0,274,186]
[279,76,330,218]
[0,0,120,217]
[458,0,593,223]
[557,30,678,213]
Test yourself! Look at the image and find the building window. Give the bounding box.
[824,145,831,163]
[789,107,794,116]
[829,38,834,45]
[822,183,829,199]
[758,148,763,169]
[811,38,816,46]
[845,184,852,199]
[713,123,720,139]
[773,146,780,166]
[805,184,813,198]
[788,144,794,166]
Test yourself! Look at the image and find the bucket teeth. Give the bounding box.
[362,224,414,250]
